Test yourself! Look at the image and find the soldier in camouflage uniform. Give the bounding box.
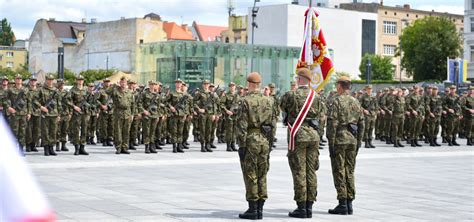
[285,68,323,219]
[181,83,193,149]
[0,76,9,116]
[128,80,140,150]
[359,85,377,148]
[268,83,280,147]
[391,88,406,148]
[209,84,220,148]
[375,89,387,140]
[406,86,424,147]
[5,74,30,153]
[86,83,98,146]
[426,86,442,146]
[237,72,273,220]
[462,86,474,145]
[194,80,216,152]
[69,75,90,155]
[216,87,226,144]
[96,78,114,146]
[382,87,396,144]
[422,86,433,143]
[154,83,167,148]
[39,75,61,156]
[167,79,186,153]
[441,88,450,143]
[221,82,239,152]
[327,76,364,215]
[110,77,135,154]
[442,85,461,146]
[26,76,41,153]
[140,81,160,154]
[56,79,71,152]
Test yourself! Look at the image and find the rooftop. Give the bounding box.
[193,22,227,42]
[163,22,194,41]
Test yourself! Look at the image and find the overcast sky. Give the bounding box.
[0,0,464,40]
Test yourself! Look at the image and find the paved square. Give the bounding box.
[25,124,474,221]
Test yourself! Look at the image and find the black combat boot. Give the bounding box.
[368,139,375,148]
[31,144,38,152]
[120,149,130,154]
[470,138,474,146]
[194,136,199,142]
[306,201,314,218]
[128,143,137,150]
[347,199,353,215]
[397,140,404,147]
[44,145,50,156]
[424,137,429,144]
[172,143,177,153]
[177,143,185,153]
[386,137,391,144]
[288,202,307,218]
[364,141,370,148]
[25,144,31,152]
[380,136,386,142]
[231,142,238,151]
[74,144,80,155]
[55,142,60,152]
[79,145,89,155]
[257,199,265,219]
[61,141,69,151]
[19,145,25,156]
[205,143,213,152]
[328,199,348,215]
[429,138,436,147]
[448,138,453,146]
[182,142,189,149]
[103,140,107,147]
[442,137,447,143]
[106,139,114,146]
[452,137,460,146]
[210,142,216,148]
[410,139,417,147]
[185,141,190,146]
[49,145,57,156]
[201,143,206,152]
[145,144,150,154]
[394,140,399,147]
[159,139,166,146]
[86,137,91,145]
[166,138,171,144]
[132,140,139,146]
[90,137,96,145]
[150,143,158,153]
[238,201,258,220]
[434,138,441,146]
[414,139,422,147]
[226,143,232,151]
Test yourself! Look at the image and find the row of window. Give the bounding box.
[383,21,397,35]
[4,62,14,68]
[3,52,14,57]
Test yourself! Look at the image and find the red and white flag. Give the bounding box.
[297,7,334,91]
[0,116,56,222]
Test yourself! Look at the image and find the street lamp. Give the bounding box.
[58,47,64,79]
[366,58,372,84]
[250,0,259,71]
[454,60,459,90]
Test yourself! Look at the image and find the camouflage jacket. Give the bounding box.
[39,86,61,117]
[194,90,217,115]
[442,94,461,117]
[359,93,378,117]
[461,96,474,118]
[327,92,364,146]
[69,85,88,115]
[5,86,30,116]
[287,87,322,142]
[392,96,406,117]
[27,86,42,117]
[58,89,72,116]
[427,94,442,117]
[140,89,161,118]
[168,90,186,117]
[110,86,134,118]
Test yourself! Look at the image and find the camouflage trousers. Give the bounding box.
[210,118,218,142]
[441,115,447,138]
[288,141,320,202]
[88,114,98,139]
[142,117,158,144]
[99,112,114,140]
[192,117,200,139]
[170,115,185,143]
[426,116,440,140]
[383,115,392,138]
[114,115,132,151]
[216,118,225,140]
[225,118,237,143]
[391,115,404,141]
[445,115,460,140]
[199,114,213,143]
[463,117,474,139]
[57,114,70,142]
[407,115,423,140]
[239,132,270,201]
[155,117,165,142]
[9,114,27,146]
[183,117,191,142]
[71,113,90,145]
[129,115,141,144]
[363,115,376,141]
[42,116,58,146]
[26,115,41,146]
[330,143,357,200]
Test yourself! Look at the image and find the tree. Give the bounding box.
[359,54,394,81]
[399,16,461,81]
[0,18,16,46]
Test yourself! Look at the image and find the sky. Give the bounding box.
[0,0,464,40]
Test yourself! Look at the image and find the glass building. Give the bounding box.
[136,41,301,92]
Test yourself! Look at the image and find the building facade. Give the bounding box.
[340,2,464,80]
[220,15,248,44]
[248,4,377,79]
[0,46,27,71]
[465,0,474,77]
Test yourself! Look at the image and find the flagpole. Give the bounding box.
[309,0,312,7]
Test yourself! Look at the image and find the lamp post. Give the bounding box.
[57,47,64,79]
[366,58,371,84]
[250,0,259,71]
[105,53,109,72]
[454,60,460,90]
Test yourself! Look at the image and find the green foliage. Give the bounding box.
[79,69,115,84]
[351,79,416,84]
[49,69,77,85]
[359,54,394,81]
[399,16,461,81]
[0,18,15,46]
[0,65,31,80]
[233,73,244,86]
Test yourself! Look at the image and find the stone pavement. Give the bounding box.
[25,125,474,221]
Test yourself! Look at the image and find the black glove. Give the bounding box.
[238,147,246,161]
[328,146,335,157]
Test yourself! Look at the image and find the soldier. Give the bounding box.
[383,87,396,144]
[286,68,323,218]
[110,77,135,154]
[441,88,450,143]
[194,80,216,152]
[442,85,461,146]
[86,83,98,146]
[423,86,433,143]
[462,86,474,145]
[39,74,61,156]
[69,75,89,155]
[167,79,186,153]
[181,83,193,149]
[406,86,424,147]
[140,80,160,154]
[359,85,377,148]
[128,80,141,150]
[56,79,71,152]
[327,76,364,215]
[209,84,220,148]
[5,74,30,153]
[26,76,41,153]
[191,88,201,142]
[96,78,114,146]
[391,88,406,148]
[318,89,328,148]
[155,82,167,148]
[222,82,239,152]
[426,86,442,146]
[236,72,273,220]
[268,83,280,147]
[0,76,9,116]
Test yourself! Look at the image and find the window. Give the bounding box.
[383,21,397,35]
[394,12,397,16]
[472,0,474,9]
[139,39,144,44]
[383,44,396,56]
[6,62,13,68]
[471,18,474,32]
[471,46,474,63]
[5,52,13,57]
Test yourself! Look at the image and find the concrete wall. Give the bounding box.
[29,19,63,74]
[249,4,377,79]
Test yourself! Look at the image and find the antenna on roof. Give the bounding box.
[227,0,235,16]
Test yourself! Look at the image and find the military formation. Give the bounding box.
[1,72,473,220]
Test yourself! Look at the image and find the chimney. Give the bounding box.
[403,4,410,9]
[91,18,97,23]
[120,17,125,20]
[81,18,87,23]
[380,0,383,6]
[49,18,56,21]
[291,0,298,4]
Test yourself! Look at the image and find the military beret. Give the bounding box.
[337,76,351,83]
[290,81,296,86]
[103,78,111,82]
[365,84,373,89]
[148,80,157,85]
[297,68,312,81]
[182,82,187,87]
[449,85,456,89]
[268,83,276,88]
[202,80,210,84]
[383,88,389,92]
[76,75,84,80]
[120,76,127,81]
[389,86,395,91]
[1,76,8,81]
[88,83,94,87]
[247,72,262,84]
[29,76,37,81]
[401,87,407,90]
[14,74,22,79]
[46,74,55,80]
[432,86,438,90]
[210,84,215,88]
[228,82,235,87]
